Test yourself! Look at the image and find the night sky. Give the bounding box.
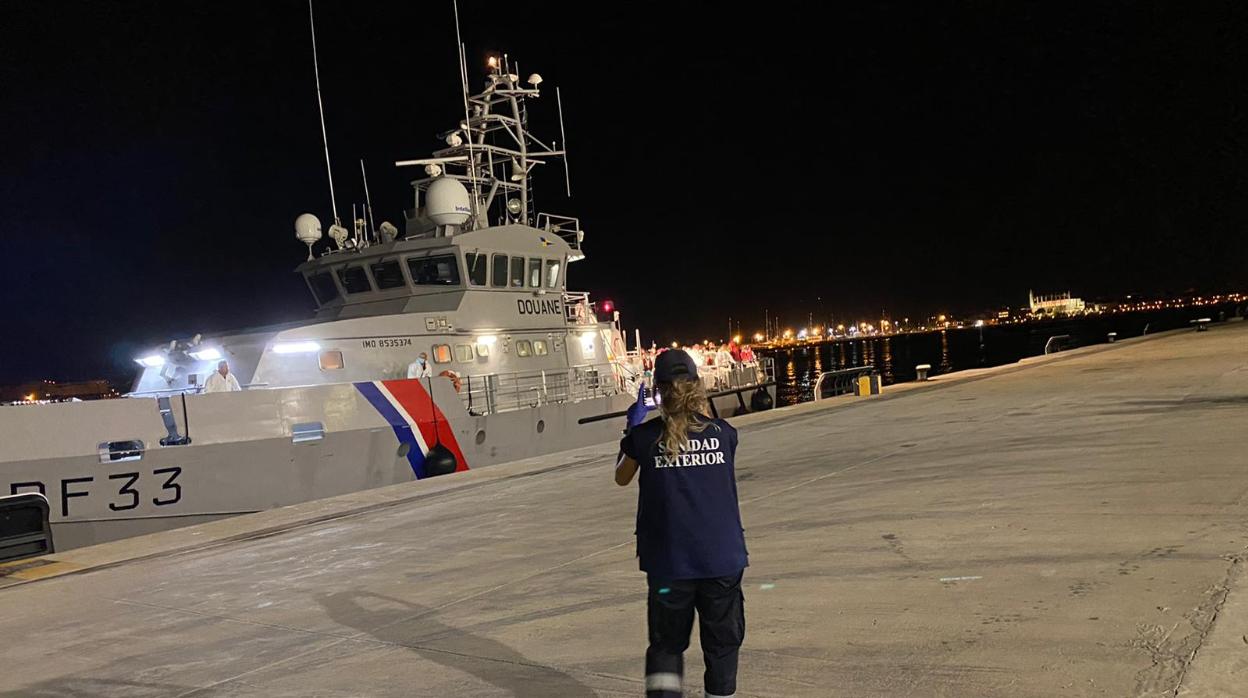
[1,1,1243,384]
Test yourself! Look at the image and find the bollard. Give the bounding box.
[915,364,931,381]
[1107,332,1117,343]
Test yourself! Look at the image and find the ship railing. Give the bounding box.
[459,361,635,416]
[615,350,772,396]
[538,213,584,257]
[698,360,769,394]
[562,292,598,326]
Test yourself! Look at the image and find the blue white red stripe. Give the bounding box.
[355,379,468,479]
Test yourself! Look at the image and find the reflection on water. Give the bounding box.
[764,305,1239,406]
[939,330,952,373]
[881,337,894,383]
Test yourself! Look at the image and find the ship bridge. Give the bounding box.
[296,221,582,322]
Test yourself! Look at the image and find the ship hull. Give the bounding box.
[0,377,638,550]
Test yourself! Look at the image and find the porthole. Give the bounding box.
[536,420,545,434]
[397,443,412,458]
[475,429,486,445]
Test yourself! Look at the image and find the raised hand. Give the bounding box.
[626,384,656,431]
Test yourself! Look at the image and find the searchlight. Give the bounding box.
[188,347,223,361]
[273,341,321,354]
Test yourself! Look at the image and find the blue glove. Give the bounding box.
[625,385,655,431]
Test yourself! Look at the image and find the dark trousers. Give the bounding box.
[645,572,745,698]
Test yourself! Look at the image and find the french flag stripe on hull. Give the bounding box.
[354,379,469,479]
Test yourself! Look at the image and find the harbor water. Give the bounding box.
[763,304,1242,406]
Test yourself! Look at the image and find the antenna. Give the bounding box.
[360,159,376,243]
[556,86,571,197]
[452,0,481,224]
[307,0,340,226]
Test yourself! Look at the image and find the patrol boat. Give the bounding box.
[0,51,775,550]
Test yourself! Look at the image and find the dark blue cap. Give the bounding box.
[654,349,699,383]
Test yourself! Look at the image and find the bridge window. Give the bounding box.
[432,344,453,363]
[337,266,373,294]
[369,259,406,290]
[455,344,474,362]
[408,254,461,286]
[545,259,561,288]
[516,340,533,357]
[465,253,488,286]
[533,339,549,356]
[509,256,525,287]
[308,271,339,304]
[491,254,508,287]
[528,258,541,287]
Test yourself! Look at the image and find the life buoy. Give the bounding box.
[438,370,462,393]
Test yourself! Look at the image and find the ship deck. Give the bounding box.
[2,320,1246,697]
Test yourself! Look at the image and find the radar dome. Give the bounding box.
[426,177,472,226]
[294,213,323,245]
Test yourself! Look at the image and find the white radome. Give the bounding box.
[294,213,323,245]
[426,177,471,226]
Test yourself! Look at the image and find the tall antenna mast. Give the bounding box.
[307,0,339,226]
[452,0,481,224]
[556,86,572,197]
[360,159,376,242]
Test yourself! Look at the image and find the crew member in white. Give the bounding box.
[203,361,242,393]
[407,352,433,379]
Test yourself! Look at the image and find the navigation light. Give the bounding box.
[273,341,321,354]
[189,348,223,361]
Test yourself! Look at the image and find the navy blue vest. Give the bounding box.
[621,416,748,580]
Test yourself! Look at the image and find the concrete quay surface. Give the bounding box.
[0,321,1245,697]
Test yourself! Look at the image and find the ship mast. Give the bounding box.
[397,59,568,231]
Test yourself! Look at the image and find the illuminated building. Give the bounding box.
[1029,290,1086,317]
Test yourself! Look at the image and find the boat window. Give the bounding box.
[454,344,474,362]
[491,254,508,287]
[308,271,339,304]
[432,344,453,363]
[369,259,406,290]
[533,339,549,356]
[527,258,541,287]
[545,259,561,289]
[464,253,488,286]
[407,254,461,286]
[337,266,373,294]
[319,350,344,370]
[509,256,525,287]
[476,341,491,358]
[516,340,533,357]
